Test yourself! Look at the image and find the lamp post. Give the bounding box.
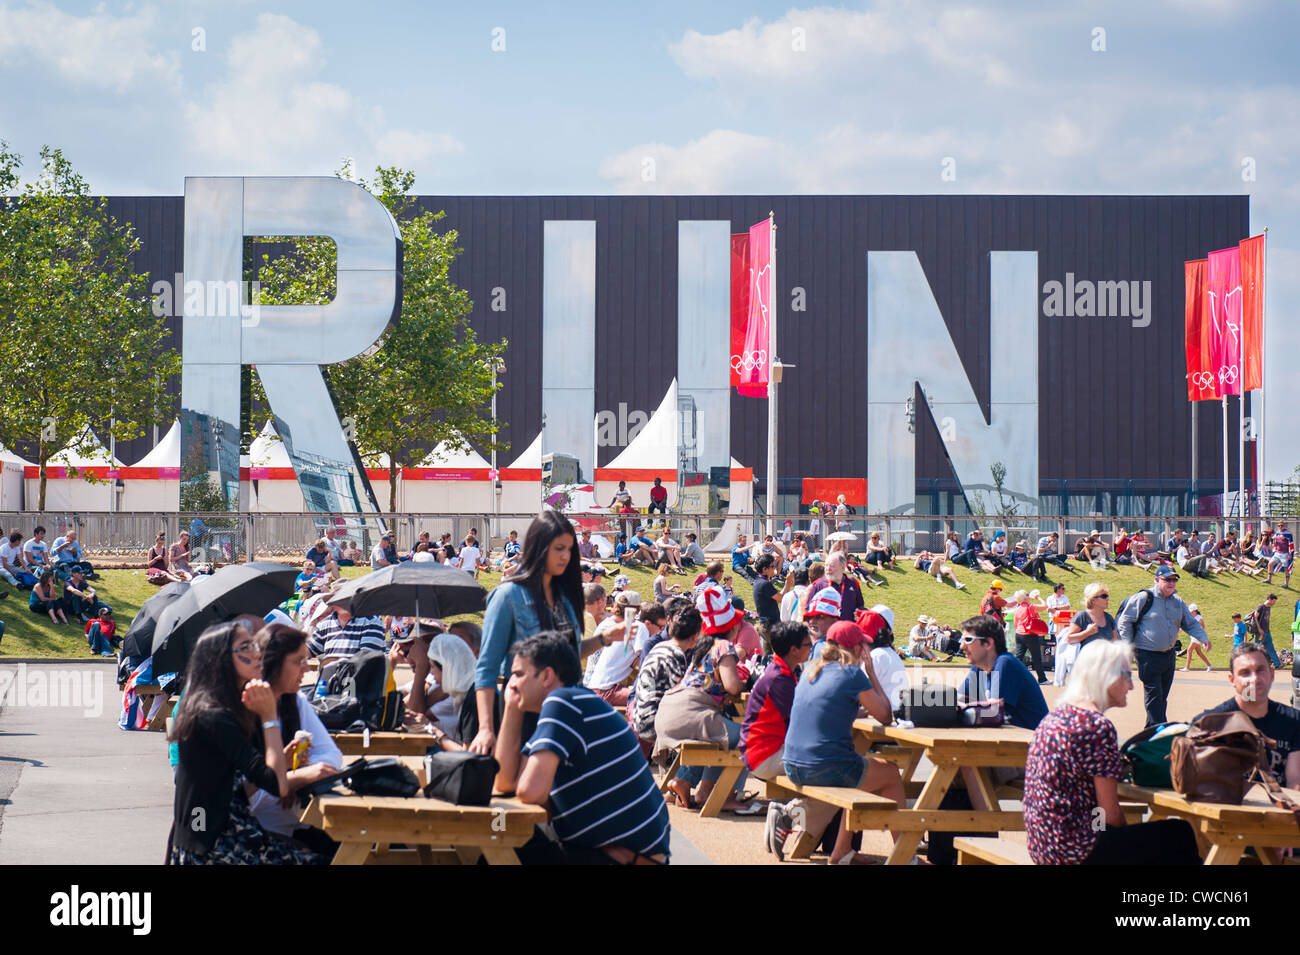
[483,357,507,534]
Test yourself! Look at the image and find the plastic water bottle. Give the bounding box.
[313,675,328,700]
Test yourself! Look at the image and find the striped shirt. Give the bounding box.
[307,614,387,658]
[524,685,671,858]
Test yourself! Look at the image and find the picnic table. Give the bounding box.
[771,719,1034,865]
[1118,782,1300,865]
[332,730,440,757]
[132,685,177,732]
[300,792,546,865]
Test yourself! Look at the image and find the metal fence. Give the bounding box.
[0,510,1270,562]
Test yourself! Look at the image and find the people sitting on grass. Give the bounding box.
[63,567,107,624]
[912,549,966,589]
[1181,602,1213,671]
[246,624,342,855]
[787,533,810,568]
[85,606,118,657]
[1073,532,1109,569]
[782,618,906,865]
[169,531,198,580]
[986,530,1014,570]
[906,615,939,661]
[51,529,95,579]
[146,531,185,584]
[656,527,685,571]
[962,530,999,573]
[23,525,51,576]
[305,538,332,571]
[682,532,707,568]
[653,563,682,604]
[1023,639,1200,865]
[1035,531,1075,571]
[493,632,671,865]
[732,534,757,581]
[655,586,761,814]
[168,621,326,864]
[29,570,69,625]
[0,530,38,590]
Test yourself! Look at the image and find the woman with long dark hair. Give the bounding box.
[245,624,342,851]
[469,510,615,754]
[168,621,325,864]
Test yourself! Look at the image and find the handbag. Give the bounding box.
[1121,722,1187,788]
[422,749,500,806]
[1170,710,1273,804]
[894,683,961,728]
[297,757,420,803]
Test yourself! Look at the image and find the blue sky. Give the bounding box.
[2,0,1296,478]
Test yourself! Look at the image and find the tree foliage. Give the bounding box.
[0,143,179,509]
[247,164,505,511]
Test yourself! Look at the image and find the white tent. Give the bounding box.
[403,436,493,514]
[24,427,123,512]
[120,420,182,511]
[246,421,305,512]
[0,443,31,510]
[704,457,755,552]
[499,430,543,516]
[595,379,679,509]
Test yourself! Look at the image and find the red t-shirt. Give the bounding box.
[1113,535,1130,556]
[650,485,667,503]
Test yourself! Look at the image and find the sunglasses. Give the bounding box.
[231,643,262,659]
[959,635,986,645]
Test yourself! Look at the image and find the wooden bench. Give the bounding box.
[659,742,746,818]
[132,684,175,732]
[763,776,900,859]
[955,837,1033,865]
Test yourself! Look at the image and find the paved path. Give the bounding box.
[0,661,713,865]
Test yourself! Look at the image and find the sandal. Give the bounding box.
[664,786,699,811]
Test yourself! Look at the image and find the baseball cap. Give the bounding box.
[804,586,843,619]
[990,579,1005,590]
[1187,603,1199,613]
[827,620,868,649]
[614,574,629,588]
[1154,565,1179,579]
[856,611,893,644]
[695,585,739,635]
[694,572,708,587]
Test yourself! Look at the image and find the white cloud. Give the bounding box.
[0,1,180,94]
[182,14,461,175]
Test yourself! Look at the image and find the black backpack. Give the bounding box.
[1118,588,1158,633]
[313,648,405,731]
[844,503,857,515]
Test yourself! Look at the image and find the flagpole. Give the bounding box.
[1239,284,1246,538]
[1260,227,1268,523]
[766,210,777,539]
[1222,395,1229,525]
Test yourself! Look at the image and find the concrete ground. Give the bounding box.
[1,659,1289,866]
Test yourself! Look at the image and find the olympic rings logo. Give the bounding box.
[731,349,768,374]
[1190,371,1215,390]
[1219,365,1239,385]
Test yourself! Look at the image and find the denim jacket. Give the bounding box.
[474,581,583,690]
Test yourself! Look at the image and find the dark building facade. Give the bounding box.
[107,193,1250,516]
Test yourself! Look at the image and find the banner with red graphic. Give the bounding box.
[1184,259,1214,401]
[1206,246,1242,397]
[1238,233,1265,392]
[729,233,750,392]
[730,219,771,398]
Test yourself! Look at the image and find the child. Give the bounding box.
[1181,603,1212,671]
[1230,611,1247,647]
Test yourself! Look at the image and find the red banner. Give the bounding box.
[1239,233,1264,391]
[729,233,749,392]
[1185,259,1214,401]
[730,219,771,398]
[1207,246,1242,397]
[802,478,867,506]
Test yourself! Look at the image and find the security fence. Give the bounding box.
[0,511,1272,563]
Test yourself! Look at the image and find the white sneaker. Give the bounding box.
[955,581,967,590]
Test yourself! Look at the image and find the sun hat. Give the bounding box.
[804,587,843,619]
[827,620,868,649]
[917,614,928,623]
[696,585,739,635]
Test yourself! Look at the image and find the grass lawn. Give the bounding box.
[3,558,1296,668]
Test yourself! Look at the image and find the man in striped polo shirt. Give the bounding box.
[494,632,671,865]
[306,603,387,659]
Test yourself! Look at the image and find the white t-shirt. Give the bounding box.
[370,544,387,568]
[587,618,647,689]
[459,545,482,572]
[1175,545,1191,567]
[23,539,48,566]
[945,539,961,559]
[990,539,1007,556]
[247,693,343,836]
[0,541,23,571]
[868,648,910,709]
[323,537,342,561]
[780,585,806,622]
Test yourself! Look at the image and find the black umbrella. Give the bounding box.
[150,562,300,673]
[328,562,487,620]
[121,580,191,660]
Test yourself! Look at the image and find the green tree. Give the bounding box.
[247,164,505,511]
[0,143,179,510]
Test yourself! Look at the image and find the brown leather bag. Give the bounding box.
[1170,710,1272,804]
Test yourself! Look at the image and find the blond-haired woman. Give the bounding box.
[1023,640,1199,865]
[1054,582,1116,685]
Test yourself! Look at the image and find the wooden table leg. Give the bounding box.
[1202,841,1245,866]
[886,763,958,866]
[968,768,999,812]
[658,752,681,792]
[331,841,373,866]
[700,764,741,818]
[901,748,923,786]
[479,846,522,865]
[416,845,436,865]
[1254,846,1281,865]
[454,845,483,865]
[787,829,820,860]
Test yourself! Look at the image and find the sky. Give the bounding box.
[1,0,1295,479]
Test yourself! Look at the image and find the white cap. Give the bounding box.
[869,604,895,631]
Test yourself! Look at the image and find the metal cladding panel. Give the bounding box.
[103,194,1248,494]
